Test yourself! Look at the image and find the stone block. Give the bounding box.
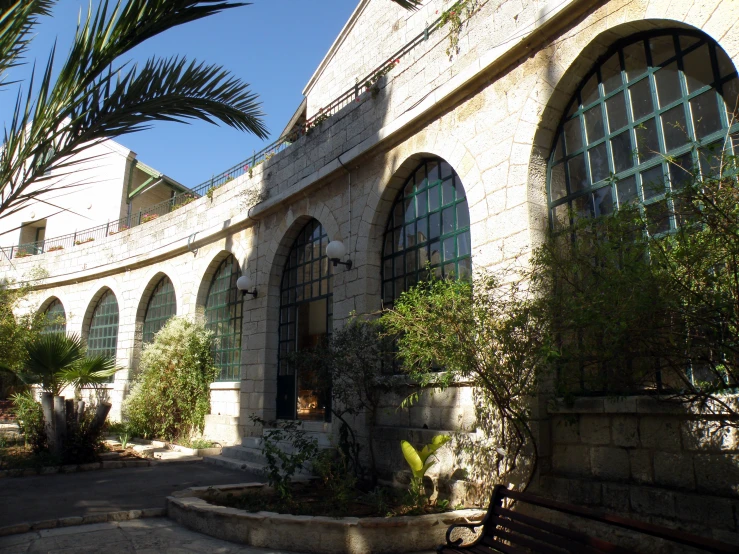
[694,453,739,495]
[639,417,682,451]
[629,449,653,484]
[552,445,591,476]
[551,416,580,445]
[674,492,735,531]
[567,479,602,506]
[653,452,695,490]
[591,447,630,481]
[611,416,639,448]
[579,416,611,445]
[602,483,630,513]
[630,486,676,518]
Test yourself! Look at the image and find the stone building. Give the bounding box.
[2,0,739,543]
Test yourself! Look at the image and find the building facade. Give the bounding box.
[2,0,739,542]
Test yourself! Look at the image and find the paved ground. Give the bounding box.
[0,518,305,554]
[0,462,263,527]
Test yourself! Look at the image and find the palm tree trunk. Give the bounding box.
[53,396,66,456]
[41,392,54,452]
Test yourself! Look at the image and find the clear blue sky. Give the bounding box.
[1,0,358,189]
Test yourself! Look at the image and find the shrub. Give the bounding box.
[123,317,217,441]
[63,407,104,464]
[11,391,46,453]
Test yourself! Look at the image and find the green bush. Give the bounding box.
[63,407,104,464]
[10,391,46,453]
[123,317,217,441]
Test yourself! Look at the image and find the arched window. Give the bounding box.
[142,276,176,344]
[41,298,66,335]
[278,219,332,421]
[548,30,739,233]
[87,290,119,365]
[381,158,471,307]
[205,255,242,381]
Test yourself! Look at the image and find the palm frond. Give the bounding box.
[0,1,264,218]
[0,0,55,85]
[390,0,422,9]
[22,333,84,395]
[61,354,119,390]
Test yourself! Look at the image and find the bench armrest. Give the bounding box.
[443,522,485,547]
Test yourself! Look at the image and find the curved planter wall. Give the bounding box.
[167,483,485,554]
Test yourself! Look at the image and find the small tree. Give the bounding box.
[381,273,545,491]
[123,317,217,441]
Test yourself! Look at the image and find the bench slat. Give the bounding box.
[493,506,635,554]
[501,489,736,554]
[491,512,613,554]
[486,527,569,554]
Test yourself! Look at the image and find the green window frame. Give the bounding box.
[41,298,66,336]
[87,290,119,382]
[381,158,472,307]
[142,276,176,344]
[205,255,242,381]
[548,30,739,235]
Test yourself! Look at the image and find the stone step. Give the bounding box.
[202,454,267,474]
[220,445,267,465]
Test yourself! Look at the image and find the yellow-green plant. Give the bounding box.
[400,434,450,509]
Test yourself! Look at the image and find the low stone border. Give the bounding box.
[0,507,166,537]
[0,459,156,479]
[167,483,486,554]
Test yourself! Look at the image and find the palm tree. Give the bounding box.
[0,0,421,221]
[4,332,117,396]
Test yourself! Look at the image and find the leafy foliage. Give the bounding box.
[381,273,544,490]
[10,390,46,453]
[250,415,319,504]
[123,317,217,441]
[400,434,450,510]
[0,277,46,395]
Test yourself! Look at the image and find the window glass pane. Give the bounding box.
[669,152,694,190]
[573,194,593,219]
[623,42,648,81]
[458,234,471,256]
[645,201,671,234]
[457,201,470,228]
[722,76,739,120]
[567,154,587,193]
[429,183,440,212]
[630,78,654,120]
[661,105,689,150]
[564,117,583,153]
[716,46,737,78]
[655,62,681,107]
[641,165,665,200]
[699,142,723,178]
[636,118,660,162]
[683,44,714,93]
[680,35,700,51]
[617,175,638,205]
[143,276,176,344]
[601,53,623,94]
[606,93,628,132]
[551,203,569,231]
[649,35,676,66]
[593,186,614,216]
[611,131,633,172]
[550,163,566,201]
[584,106,604,143]
[42,299,66,336]
[690,90,722,139]
[429,211,440,239]
[589,142,609,184]
[442,180,455,206]
[581,74,599,105]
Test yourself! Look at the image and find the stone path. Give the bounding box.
[0,462,263,527]
[0,518,305,553]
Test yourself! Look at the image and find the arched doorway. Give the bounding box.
[277,218,332,421]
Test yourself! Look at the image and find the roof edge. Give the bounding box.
[301,0,371,97]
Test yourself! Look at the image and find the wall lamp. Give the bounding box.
[326,240,352,270]
[236,274,257,299]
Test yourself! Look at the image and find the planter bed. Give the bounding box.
[167,483,485,554]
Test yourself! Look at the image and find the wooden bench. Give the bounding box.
[438,485,737,554]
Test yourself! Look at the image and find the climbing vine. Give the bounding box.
[439,0,487,57]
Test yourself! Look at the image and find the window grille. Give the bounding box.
[205,255,242,381]
[142,276,176,344]
[41,298,66,336]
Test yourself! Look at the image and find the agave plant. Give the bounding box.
[401,434,452,482]
[11,333,118,396]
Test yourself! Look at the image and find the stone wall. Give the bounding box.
[539,396,739,543]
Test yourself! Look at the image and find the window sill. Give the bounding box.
[210,381,241,390]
